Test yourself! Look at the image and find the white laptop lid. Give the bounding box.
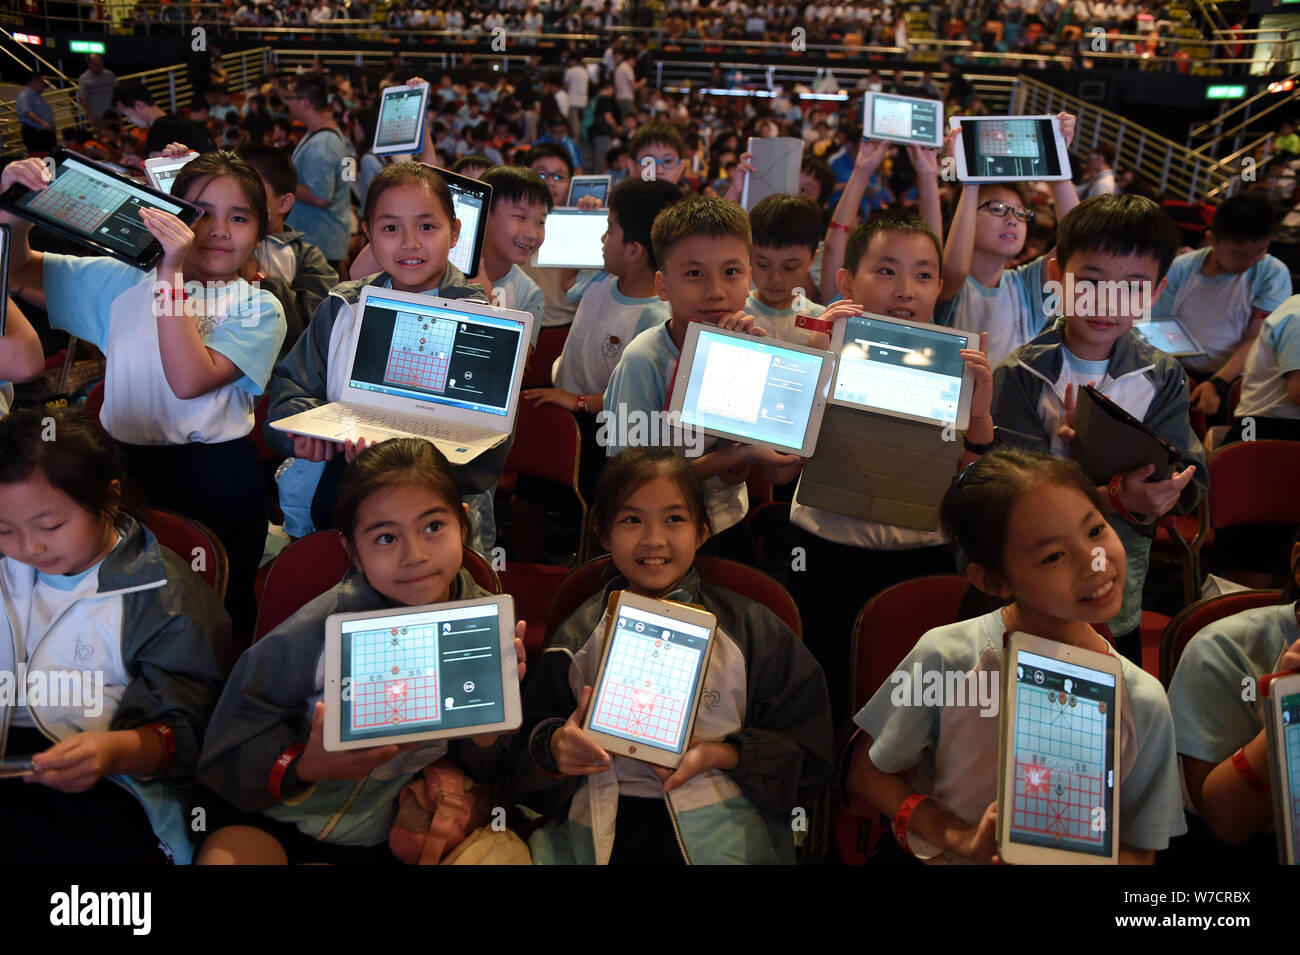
[828,311,973,430]
[342,286,533,435]
[535,208,608,270]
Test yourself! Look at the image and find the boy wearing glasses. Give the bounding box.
[628,123,689,185]
[937,112,1079,366]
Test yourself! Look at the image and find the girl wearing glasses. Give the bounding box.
[937,112,1080,367]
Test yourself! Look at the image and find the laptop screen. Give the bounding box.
[833,315,968,426]
[348,294,525,416]
[679,328,828,452]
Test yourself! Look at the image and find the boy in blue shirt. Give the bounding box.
[992,194,1208,664]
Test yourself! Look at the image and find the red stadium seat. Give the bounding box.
[144,507,229,601]
[522,325,569,389]
[84,381,105,428]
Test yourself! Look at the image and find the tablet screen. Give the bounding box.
[833,315,967,426]
[11,154,191,262]
[375,86,428,153]
[865,93,942,147]
[147,155,198,194]
[445,176,488,277]
[589,604,712,755]
[1133,320,1200,356]
[1281,691,1300,862]
[957,117,1063,179]
[534,209,607,269]
[679,327,827,452]
[568,177,609,205]
[337,603,506,743]
[1008,650,1117,857]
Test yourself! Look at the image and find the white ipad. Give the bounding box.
[374,83,431,156]
[740,136,803,211]
[323,595,521,751]
[1132,318,1205,358]
[534,208,607,270]
[862,91,944,150]
[568,174,611,206]
[828,311,973,430]
[997,633,1122,865]
[949,114,1073,183]
[144,152,198,194]
[1262,669,1300,865]
[667,322,835,456]
[583,591,717,769]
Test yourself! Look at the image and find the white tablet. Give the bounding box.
[949,114,1073,183]
[667,322,835,456]
[374,83,431,156]
[1262,669,1300,865]
[1132,318,1205,358]
[323,595,521,751]
[143,152,199,194]
[568,174,611,206]
[740,136,803,211]
[997,633,1122,865]
[534,208,607,270]
[828,311,973,430]
[583,591,717,769]
[862,91,944,150]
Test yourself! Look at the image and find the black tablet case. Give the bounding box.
[1069,384,1180,484]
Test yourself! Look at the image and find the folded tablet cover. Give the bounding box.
[742,137,803,211]
[1069,384,1178,484]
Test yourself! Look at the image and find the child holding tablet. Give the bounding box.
[0,408,231,864]
[849,449,1186,864]
[938,112,1079,367]
[1167,527,1300,860]
[0,151,287,644]
[519,447,833,865]
[265,163,502,553]
[746,194,827,342]
[196,438,526,864]
[477,165,547,348]
[991,195,1206,664]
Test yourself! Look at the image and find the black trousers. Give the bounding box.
[118,437,266,644]
[20,124,56,153]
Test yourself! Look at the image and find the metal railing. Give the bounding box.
[1014,74,1238,202]
[1187,69,1300,161]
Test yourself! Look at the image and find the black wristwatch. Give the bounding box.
[1209,375,1232,399]
[963,426,998,455]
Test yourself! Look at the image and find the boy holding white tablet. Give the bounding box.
[477,166,548,348]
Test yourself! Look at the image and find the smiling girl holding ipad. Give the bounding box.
[0,149,286,643]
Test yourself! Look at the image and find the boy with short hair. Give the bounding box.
[520,144,583,330]
[747,194,827,342]
[627,122,689,185]
[1150,194,1292,417]
[237,143,339,358]
[601,196,810,559]
[992,194,1208,663]
[477,165,549,347]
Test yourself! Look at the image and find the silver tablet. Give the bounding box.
[862,91,944,149]
[950,114,1073,183]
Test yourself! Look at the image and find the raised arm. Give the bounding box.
[820,140,887,303]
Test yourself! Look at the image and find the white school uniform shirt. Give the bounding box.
[43,255,285,445]
[933,254,1053,369]
[1235,296,1300,420]
[553,271,669,396]
[1151,247,1292,375]
[490,263,546,348]
[744,292,827,344]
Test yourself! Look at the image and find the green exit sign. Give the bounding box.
[69,40,106,54]
[1206,84,1247,99]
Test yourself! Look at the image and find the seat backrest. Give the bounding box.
[1209,440,1300,530]
[522,325,569,389]
[850,574,971,715]
[254,531,499,641]
[1159,588,1283,687]
[544,555,802,643]
[84,381,105,428]
[504,400,582,491]
[144,507,229,601]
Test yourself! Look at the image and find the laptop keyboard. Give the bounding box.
[836,362,960,423]
[314,405,479,443]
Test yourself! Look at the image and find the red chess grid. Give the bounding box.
[1011,758,1104,843]
[979,121,1014,157]
[352,673,439,729]
[593,681,685,747]
[384,349,450,391]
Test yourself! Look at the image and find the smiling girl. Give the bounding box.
[0,149,287,643]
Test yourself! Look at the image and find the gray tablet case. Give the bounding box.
[740,137,803,211]
[1069,384,1179,485]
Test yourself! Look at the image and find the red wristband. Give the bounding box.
[1231,747,1269,795]
[144,723,177,772]
[829,221,853,234]
[1108,473,1137,524]
[269,743,306,800]
[795,313,834,335]
[893,793,929,856]
[576,393,587,413]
